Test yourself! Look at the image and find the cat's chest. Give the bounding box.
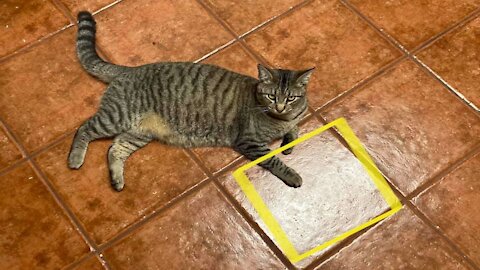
[249,117,297,142]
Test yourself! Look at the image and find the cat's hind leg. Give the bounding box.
[68,113,122,169]
[108,132,151,191]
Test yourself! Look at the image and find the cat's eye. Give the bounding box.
[266,94,276,101]
[287,96,298,103]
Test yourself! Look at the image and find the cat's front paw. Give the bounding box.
[282,147,294,155]
[281,169,302,188]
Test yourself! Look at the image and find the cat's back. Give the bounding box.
[131,62,254,93]
[110,62,257,147]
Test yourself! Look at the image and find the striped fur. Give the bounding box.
[76,12,130,82]
[69,11,315,191]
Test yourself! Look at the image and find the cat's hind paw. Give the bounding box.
[68,150,86,169]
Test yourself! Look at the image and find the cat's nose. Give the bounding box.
[276,103,286,113]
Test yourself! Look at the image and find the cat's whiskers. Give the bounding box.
[248,105,269,113]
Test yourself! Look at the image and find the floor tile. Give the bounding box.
[0,163,88,269]
[203,0,304,35]
[203,42,258,77]
[193,147,241,174]
[317,208,471,270]
[0,127,23,171]
[191,43,258,173]
[0,28,104,153]
[93,0,233,66]
[104,183,286,269]
[417,17,480,107]
[59,0,118,15]
[35,135,207,244]
[414,152,480,265]
[71,255,104,270]
[0,0,69,58]
[220,118,390,268]
[321,60,480,195]
[244,0,401,109]
[349,0,480,49]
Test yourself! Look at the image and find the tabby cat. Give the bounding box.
[69,11,315,191]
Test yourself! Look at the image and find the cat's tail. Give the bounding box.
[76,11,130,83]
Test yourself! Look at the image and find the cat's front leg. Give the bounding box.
[281,126,299,155]
[234,141,302,187]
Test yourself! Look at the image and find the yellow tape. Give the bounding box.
[232,117,402,263]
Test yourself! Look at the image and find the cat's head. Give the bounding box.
[255,64,314,121]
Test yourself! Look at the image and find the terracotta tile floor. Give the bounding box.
[0,0,479,269]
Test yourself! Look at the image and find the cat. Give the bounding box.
[69,11,315,191]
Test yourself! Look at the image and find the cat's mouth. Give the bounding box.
[267,110,302,121]
[268,104,308,121]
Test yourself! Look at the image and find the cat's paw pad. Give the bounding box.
[283,170,302,188]
[68,151,85,169]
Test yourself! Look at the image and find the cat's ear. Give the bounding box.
[257,64,274,83]
[296,67,315,87]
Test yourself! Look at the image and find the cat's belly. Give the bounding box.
[136,112,233,148]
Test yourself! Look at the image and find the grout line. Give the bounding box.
[0,158,29,178]
[92,0,125,16]
[407,144,480,200]
[412,56,480,113]
[343,0,480,113]
[50,0,76,24]
[53,0,122,65]
[63,252,95,270]
[0,23,73,64]
[28,130,77,159]
[406,201,480,270]
[97,177,212,252]
[194,0,272,67]
[0,121,30,164]
[183,149,216,178]
[410,8,480,55]
[95,252,111,270]
[1,119,83,179]
[62,251,110,270]
[315,55,407,113]
[340,0,408,55]
[193,39,237,63]
[312,114,355,151]
[237,0,314,41]
[195,0,245,41]
[237,39,272,67]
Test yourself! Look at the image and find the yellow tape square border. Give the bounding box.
[232,117,402,263]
